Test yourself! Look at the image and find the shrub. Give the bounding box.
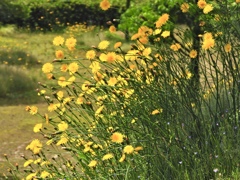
[18,1,122,32]
[0,0,30,25]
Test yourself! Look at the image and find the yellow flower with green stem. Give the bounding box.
[24,159,34,167]
[26,139,42,154]
[33,123,42,133]
[29,106,38,115]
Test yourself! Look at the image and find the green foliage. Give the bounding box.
[118,0,183,33]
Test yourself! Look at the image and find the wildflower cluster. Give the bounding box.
[4,0,240,179]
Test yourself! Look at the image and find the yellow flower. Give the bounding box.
[46,139,53,145]
[189,50,198,58]
[88,160,97,167]
[139,36,148,44]
[68,62,79,74]
[151,109,163,115]
[38,89,46,96]
[138,26,153,36]
[94,72,103,81]
[48,103,60,112]
[60,64,68,72]
[106,52,117,63]
[65,37,77,50]
[224,43,231,53]
[53,36,64,46]
[153,29,162,36]
[197,0,206,9]
[33,123,42,133]
[119,153,126,162]
[186,70,192,79]
[236,0,240,3]
[89,61,101,73]
[109,25,116,33]
[202,38,215,50]
[99,53,107,62]
[111,132,124,143]
[100,0,111,11]
[135,146,143,151]
[161,31,170,38]
[56,135,68,145]
[142,47,151,57]
[57,91,64,100]
[125,50,139,61]
[123,145,134,154]
[102,153,114,161]
[123,89,134,98]
[203,4,213,14]
[82,81,91,91]
[55,50,64,59]
[170,43,181,51]
[34,158,41,164]
[42,63,53,73]
[58,76,67,87]
[26,172,37,180]
[29,106,38,115]
[108,77,118,86]
[95,105,104,116]
[58,121,68,131]
[181,3,189,13]
[76,96,84,104]
[203,32,213,40]
[46,73,53,79]
[26,139,42,154]
[131,33,140,40]
[24,159,33,167]
[98,40,110,49]
[156,13,169,28]
[86,50,96,60]
[114,42,122,49]
[40,161,51,166]
[40,171,52,178]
